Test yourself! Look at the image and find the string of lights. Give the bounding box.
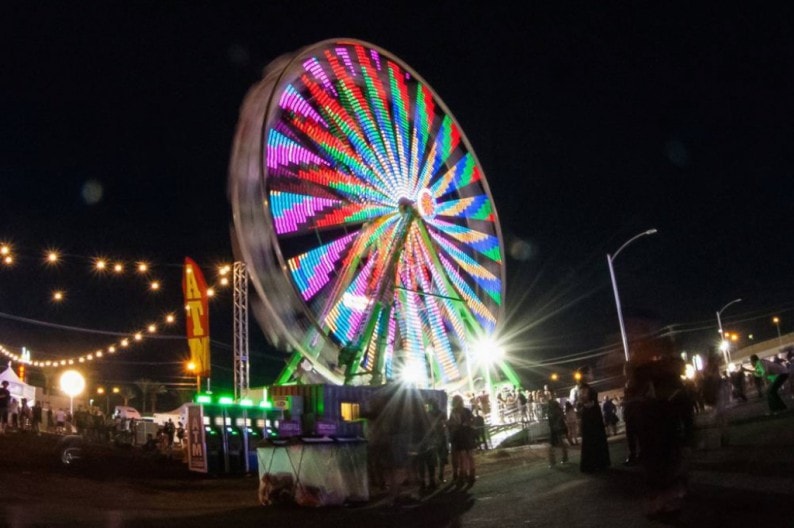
[0,241,237,368]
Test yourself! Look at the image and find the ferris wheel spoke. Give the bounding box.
[430,231,501,303]
[292,167,392,206]
[434,194,495,222]
[394,288,428,381]
[387,62,415,196]
[426,218,501,263]
[407,84,435,195]
[300,67,398,196]
[401,235,461,382]
[435,253,497,332]
[286,232,358,301]
[320,214,406,343]
[353,46,407,193]
[269,190,392,236]
[419,115,461,192]
[429,152,481,199]
[322,257,377,345]
[281,111,392,201]
[330,47,406,190]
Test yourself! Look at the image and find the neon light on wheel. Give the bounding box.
[230,39,505,388]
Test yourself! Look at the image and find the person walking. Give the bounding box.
[547,399,569,467]
[748,354,789,414]
[448,394,476,485]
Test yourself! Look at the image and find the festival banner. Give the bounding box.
[186,404,208,473]
[182,257,211,377]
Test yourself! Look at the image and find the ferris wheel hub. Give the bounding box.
[416,188,436,219]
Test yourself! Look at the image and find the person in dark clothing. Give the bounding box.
[0,381,10,434]
[547,399,568,467]
[31,401,43,435]
[729,369,748,402]
[448,394,476,485]
[578,383,610,473]
[633,356,694,518]
[602,397,619,436]
[472,410,489,450]
[622,378,641,466]
[426,399,449,484]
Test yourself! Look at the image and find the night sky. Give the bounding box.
[2,3,793,392]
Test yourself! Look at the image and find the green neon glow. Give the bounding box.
[218,396,234,405]
[259,400,272,409]
[196,395,212,404]
[239,398,254,407]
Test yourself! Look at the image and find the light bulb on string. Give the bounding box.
[3,249,235,368]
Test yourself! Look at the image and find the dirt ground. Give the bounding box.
[0,431,541,527]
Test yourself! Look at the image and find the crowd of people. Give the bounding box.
[0,384,186,454]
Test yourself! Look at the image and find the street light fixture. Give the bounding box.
[607,228,658,362]
[187,361,200,394]
[773,317,783,346]
[60,370,85,415]
[716,298,742,366]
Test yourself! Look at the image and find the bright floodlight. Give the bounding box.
[472,337,505,365]
[400,361,426,385]
[60,370,85,397]
[719,340,729,352]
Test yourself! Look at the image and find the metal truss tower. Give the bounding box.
[233,261,250,400]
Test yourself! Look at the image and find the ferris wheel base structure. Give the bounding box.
[229,39,521,393]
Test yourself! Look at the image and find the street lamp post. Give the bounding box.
[97,386,120,415]
[773,317,783,347]
[97,387,107,414]
[716,298,742,366]
[607,229,658,362]
[187,362,200,394]
[60,370,85,416]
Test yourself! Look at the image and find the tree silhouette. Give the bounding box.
[134,378,168,413]
[120,386,137,408]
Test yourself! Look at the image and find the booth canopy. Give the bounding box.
[0,367,37,405]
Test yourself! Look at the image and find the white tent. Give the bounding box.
[153,403,189,427]
[0,367,37,405]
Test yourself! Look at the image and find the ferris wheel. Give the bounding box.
[230,39,516,390]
